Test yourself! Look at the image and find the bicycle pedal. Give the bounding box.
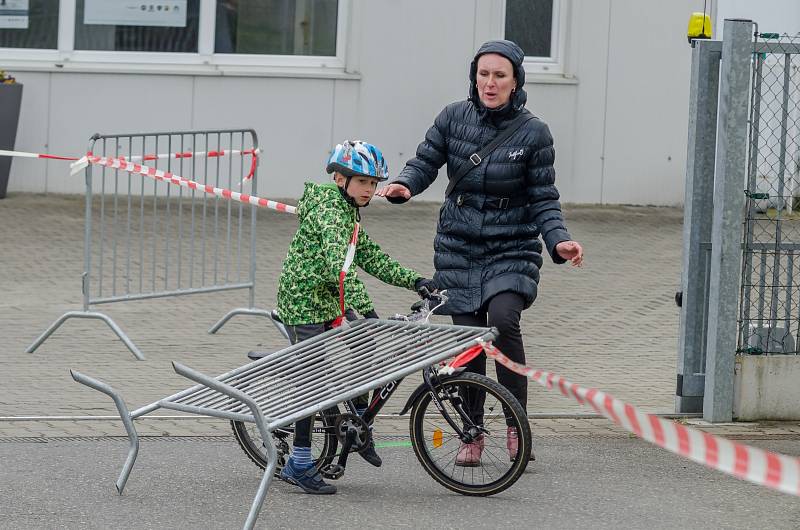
[320,463,346,480]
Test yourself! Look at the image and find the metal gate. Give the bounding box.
[678,20,800,421]
[27,129,267,360]
[739,33,800,356]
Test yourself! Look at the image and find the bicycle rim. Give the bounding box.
[409,372,531,496]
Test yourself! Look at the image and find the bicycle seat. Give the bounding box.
[247,350,273,361]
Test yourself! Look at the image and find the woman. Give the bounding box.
[377,39,584,465]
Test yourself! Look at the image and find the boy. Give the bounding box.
[276,140,437,494]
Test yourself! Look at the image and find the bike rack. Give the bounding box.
[71,319,496,530]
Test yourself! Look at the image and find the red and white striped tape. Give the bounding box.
[0,149,80,161]
[74,155,295,215]
[118,148,259,180]
[123,148,257,163]
[333,223,361,327]
[1,147,259,180]
[1,148,257,162]
[477,339,800,497]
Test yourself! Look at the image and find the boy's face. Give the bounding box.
[334,173,379,207]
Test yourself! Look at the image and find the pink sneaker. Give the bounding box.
[455,435,485,467]
[507,426,519,461]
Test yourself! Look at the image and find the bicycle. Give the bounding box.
[231,293,532,496]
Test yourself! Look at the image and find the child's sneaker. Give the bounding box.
[280,458,337,494]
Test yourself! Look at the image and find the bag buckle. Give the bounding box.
[469,153,482,165]
[498,197,509,209]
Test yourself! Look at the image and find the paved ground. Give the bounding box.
[0,193,683,421]
[3,193,800,527]
[2,436,798,529]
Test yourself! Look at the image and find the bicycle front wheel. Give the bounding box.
[409,372,531,496]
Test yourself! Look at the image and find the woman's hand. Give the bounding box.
[555,240,584,267]
[376,183,411,200]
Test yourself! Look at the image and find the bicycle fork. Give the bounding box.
[422,368,487,444]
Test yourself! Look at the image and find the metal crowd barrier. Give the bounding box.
[70,319,496,530]
[27,129,266,360]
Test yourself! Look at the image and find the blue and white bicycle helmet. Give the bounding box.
[325,140,390,181]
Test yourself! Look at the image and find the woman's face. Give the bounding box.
[476,53,516,109]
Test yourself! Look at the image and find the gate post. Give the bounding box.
[703,19,753,422]
[676,39,721,413]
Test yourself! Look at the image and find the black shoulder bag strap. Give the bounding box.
[445,113,534,198]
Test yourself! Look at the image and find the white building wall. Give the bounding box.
[601,0,698,205]
[6,0,710,205]
[716,0,800,38]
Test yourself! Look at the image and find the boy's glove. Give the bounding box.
[414,277,439,299]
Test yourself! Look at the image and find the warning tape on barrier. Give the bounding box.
[119,149,259,180]
[0,147,259,180]
[477,339,800,497]
[0,148,257,163]
[73,155,295,215]
[123,148,257,163]
[0,149,80,161]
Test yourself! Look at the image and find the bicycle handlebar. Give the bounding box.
[391,290,447,323]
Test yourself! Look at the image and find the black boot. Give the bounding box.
[359,440,382,467]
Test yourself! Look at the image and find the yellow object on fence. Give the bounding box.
[688,12,713,42]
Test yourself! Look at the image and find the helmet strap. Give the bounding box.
[336,177,362,211]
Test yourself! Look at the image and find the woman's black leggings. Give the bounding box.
[451,291,528,425]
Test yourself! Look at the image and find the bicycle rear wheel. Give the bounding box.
[409,372,531,496]
[231,406,340,477]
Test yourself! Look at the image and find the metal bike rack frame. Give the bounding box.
[71,319,496,529]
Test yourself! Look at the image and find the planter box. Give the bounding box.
[733,354,800,420]
[0,83,23,199]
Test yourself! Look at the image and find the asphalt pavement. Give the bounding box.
[2,436,798,529]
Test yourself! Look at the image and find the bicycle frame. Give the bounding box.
[266,292,489,473]
[326,348,487,470]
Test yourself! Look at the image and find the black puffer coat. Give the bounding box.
[394,40,571,315]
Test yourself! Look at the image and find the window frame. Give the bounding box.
[0,0,350,76]
[499,0,569,76]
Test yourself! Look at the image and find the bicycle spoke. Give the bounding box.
[410,374,529,493]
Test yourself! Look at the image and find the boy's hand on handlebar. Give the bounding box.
[414,277,439,299]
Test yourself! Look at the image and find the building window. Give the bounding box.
[0,1,348,74]
[504,0,553,58]
[0,0,59,49]
[74,0,200,52]
[215,0,337,56]
[503,0,567,76]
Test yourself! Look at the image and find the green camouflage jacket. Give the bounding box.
[277,182,421,325]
